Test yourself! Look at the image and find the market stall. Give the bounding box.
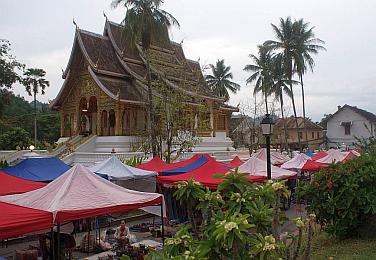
[89,156,157,192]
[238,157,297,180]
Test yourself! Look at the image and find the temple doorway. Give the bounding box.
[109,109,116,136]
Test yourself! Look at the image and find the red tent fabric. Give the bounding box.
[157,157,265,189]
[0,164,163,224]
[0,202,52,240]
[342,152,356,162]
[0,170,46,196]
[312,151,328,161]
[301,160,326,171]
[134,156,169,172]
[136,155,204,172]
[228,156,244,168]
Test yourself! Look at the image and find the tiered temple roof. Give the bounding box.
[51,20,236,110]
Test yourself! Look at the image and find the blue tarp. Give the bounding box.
[3,157,71,182]
[160,156,209,176]
[305,149,314,157]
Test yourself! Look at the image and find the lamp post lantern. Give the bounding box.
[261,114,274,180]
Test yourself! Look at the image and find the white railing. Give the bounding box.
[62,151,147,166]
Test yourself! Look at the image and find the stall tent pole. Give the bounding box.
[160,203,165,245]
[51,227,54,260]
[57,223,61,260]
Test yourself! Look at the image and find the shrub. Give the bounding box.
[297,153,376,238]
[147,172,314,259]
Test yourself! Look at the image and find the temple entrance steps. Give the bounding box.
[75,136,144,153]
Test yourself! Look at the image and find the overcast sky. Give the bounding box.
[1,0,376,121]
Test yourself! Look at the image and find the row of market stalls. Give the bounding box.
[0,148,360,244]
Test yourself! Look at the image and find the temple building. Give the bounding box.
[51,19,238,155]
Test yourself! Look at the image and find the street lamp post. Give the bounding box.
[261,114,274,180]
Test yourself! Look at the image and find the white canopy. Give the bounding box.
[280,153,311,170]
[238,157,297,180]
[0,164,163,223]
[89,156,157,180]
[316,149,346,164]
[252,148,290,165]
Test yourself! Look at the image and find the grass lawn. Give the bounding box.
[311,231,376,260]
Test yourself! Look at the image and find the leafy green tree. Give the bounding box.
[293,19,325,144]
[112,0,180,157]
[205,59,240,101]
[0,127,31,150]
[0,39,25,115]
[244,45,273,114]
[264,17,302,151]
[22,68,50,146]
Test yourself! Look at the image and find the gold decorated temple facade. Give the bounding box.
[51,20,238,138]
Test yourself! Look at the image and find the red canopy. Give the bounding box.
[136,155,203,172]
[301,160,326,172]
[227,156,244,168]
[0,170,46,196]
[157,157,264,189]
[312,151,328,161]
[0,202,52,240]
[342,152,356,162]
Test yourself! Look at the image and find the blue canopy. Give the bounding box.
[305,149,314,157]
[160,156,209,176]
[3,158,70,182]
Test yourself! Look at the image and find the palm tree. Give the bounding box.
[264,17,302,151]
[205,59,240,101]
[293,19,325,146]
[112,0,180,157]
[269,54,297,151]
[244,45,273,114]
[23,68,49,147]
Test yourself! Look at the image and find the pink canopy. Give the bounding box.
[281,154,325,172]
[252,148,290,165]
[238,157,297,180]
[316,149,345,164]
[0,164,162,223]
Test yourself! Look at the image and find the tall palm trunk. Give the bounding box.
[33,87,37,146]
[145,50,157,157]
[279,92,289,152]
[300,74,308,149]
[264,93,269,114]
[288,71,302,152]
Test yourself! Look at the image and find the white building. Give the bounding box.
[324,105,376,148]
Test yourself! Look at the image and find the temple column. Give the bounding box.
[75,105,80,135]
[96,105,101,136]
[209,103,214,137]
[115,109,122,136]
[194,113,198,136]
[60,111,64,137]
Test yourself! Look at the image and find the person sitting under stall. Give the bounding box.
[115,220,130,250]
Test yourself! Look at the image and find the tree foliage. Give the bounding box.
[205,59,240,101]
[147,172,315,259]
[297,154,376,238]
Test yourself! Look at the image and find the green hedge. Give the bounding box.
[298,153,376,238]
